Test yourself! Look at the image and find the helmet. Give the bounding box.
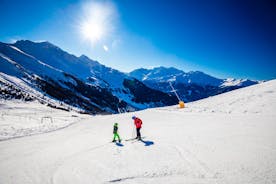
[114,123,118,126]
[132,116,136,120]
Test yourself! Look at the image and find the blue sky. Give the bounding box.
[0,0,275,80]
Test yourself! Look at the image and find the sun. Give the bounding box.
[79,1,116,46]
[80,21,104,43]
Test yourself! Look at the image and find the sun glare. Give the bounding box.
[81,22,103,43]
[79,1,116,46]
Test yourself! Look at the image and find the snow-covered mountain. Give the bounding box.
[0,79,275,183]
[129,67,260,102]
[129,67,222,86]
[0,40,177,114]
[0,39,261,114]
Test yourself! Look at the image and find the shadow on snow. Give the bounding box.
[115,142,124,147]
[140,139,154,146]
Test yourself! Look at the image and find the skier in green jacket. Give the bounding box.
[112,123,121,143]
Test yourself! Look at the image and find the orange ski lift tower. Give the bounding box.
[169,82,185,108]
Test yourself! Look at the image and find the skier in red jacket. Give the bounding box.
[132,116,142,140]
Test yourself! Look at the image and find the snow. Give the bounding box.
[0,100,85,140]
[1,43,67,82]
[0,72,85,114]
[130,67,223,86]
[221,78,260,87]
[0,80,276,184]
[9,45,63,73]
[1,72,40,101]
[180,79,276,115]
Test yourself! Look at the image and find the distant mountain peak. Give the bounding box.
[78,54,100,64]
[14,40,33,44]
[130,67,220,85]
[79,54,90,60]
[187,71,204,74]
[151,66,184,73]
[14,40,61,51]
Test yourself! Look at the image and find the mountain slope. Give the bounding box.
[0,42,129,114]
[129,67,223,86]
[160,79,276,115]
[129,67,260,102]
[0,80,275,183]
[0,40,178,113]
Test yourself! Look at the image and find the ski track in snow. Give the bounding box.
[172,145,215,179]
[50,135,220,184]
[50,134,229,184]
[0,80,276,184]
[51,143,111,184]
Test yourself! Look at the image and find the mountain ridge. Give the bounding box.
[0,40,177,114]
[129,67,260,102]
[0,39,261,113]
[129,66,259,87]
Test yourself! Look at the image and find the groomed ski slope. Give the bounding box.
[0,80,276,184]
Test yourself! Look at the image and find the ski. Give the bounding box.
[110,140,122,143]
[125,138,136,141]
[125,136,145,141]
[130,139,142,143]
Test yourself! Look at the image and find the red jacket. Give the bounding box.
[134,118,142,128]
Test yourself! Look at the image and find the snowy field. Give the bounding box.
[0,80,276,184]
[0,100,86,140]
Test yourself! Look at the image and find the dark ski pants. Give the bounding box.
[136,128,141,138]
